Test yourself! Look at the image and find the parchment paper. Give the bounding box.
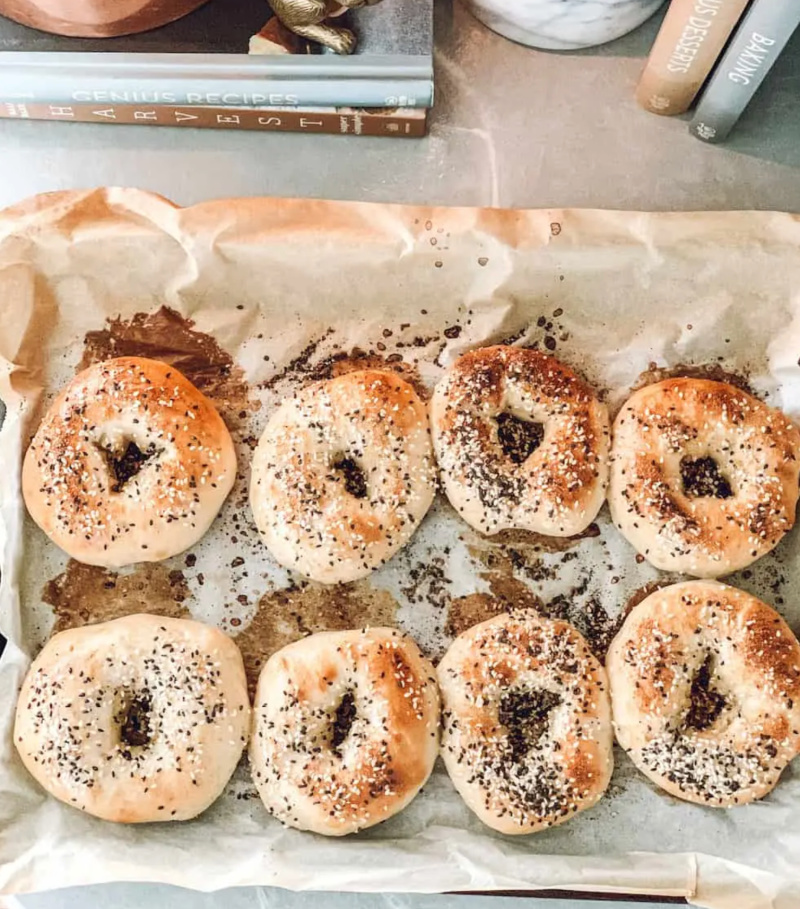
[1,190,800,909]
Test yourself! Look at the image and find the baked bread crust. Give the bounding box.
[431,346,609,536]
[607,580,800,807]
[609,378,800,576]
[23,356,236,567]
[250,627,439,835]
[14,614,250,822]
[438,609,613,834]
[250,369,436,584]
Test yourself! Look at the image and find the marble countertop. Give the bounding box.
[0,1,798,213]
[1,3,799,908]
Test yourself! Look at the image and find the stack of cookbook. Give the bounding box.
[0,0,433,137]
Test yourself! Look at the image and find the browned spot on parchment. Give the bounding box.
[467,531,578,596]
[539,591,621,661]
[446,528,554,639]
[43,560,190,637]
[483,574,544,612]
[630,362,754,397]
[464,542,551,620]
[464,525,599,592]
[471,524,601,555]
[460,524,623,658]
[80,305,257,428]
[233,580,399,697]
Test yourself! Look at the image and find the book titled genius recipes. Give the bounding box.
[0,0,433,116]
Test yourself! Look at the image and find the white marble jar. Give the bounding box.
[463,0,665,50]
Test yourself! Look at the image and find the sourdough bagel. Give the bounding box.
[250,627,439,835]
[14,614,250,822]
[431,346,609,536]
[250,369,436,584]
[609,378,800,576]
[438,609,613,834]
[22,356,236,567]
[607,580,800,806]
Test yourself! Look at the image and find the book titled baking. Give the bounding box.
[689,0,800,142]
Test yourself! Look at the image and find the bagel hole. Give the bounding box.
[331,690,357,753]
[115,692,153,755]
[685,655,727,731]
[499,688,561,762]
[331,456,368,499]
[496,412,544,464]
[680,456,733,499]
[101,440,160,493]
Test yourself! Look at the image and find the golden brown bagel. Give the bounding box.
[250,369,436,584]
[607,580,800,807]
[609,378,800,576]
[431,346,610,536]
[23,356,236,567]
[250,627,439,835]
[438,609,613,834]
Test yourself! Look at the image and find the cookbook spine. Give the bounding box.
[0,101,429,137]
[636,0,752,116]
[0,53,433,109]
[689,0,800,142]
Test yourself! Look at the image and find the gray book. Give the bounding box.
[0,0,433,109]
[689,0,800,143]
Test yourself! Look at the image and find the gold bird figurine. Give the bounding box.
[268,0,383,55]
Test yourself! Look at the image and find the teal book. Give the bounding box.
[0,0,433,109]
[689,0,800,142]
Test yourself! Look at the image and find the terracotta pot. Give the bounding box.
[0,0,211,37]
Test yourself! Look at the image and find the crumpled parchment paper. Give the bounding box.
[2,189,800,909]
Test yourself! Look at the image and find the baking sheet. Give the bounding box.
[1,190,800,908]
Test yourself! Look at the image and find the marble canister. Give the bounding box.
[463,0,666,50]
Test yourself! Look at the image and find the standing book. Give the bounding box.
[689,0,800,142]
[636,0,752,116]
[0,0,433,110]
